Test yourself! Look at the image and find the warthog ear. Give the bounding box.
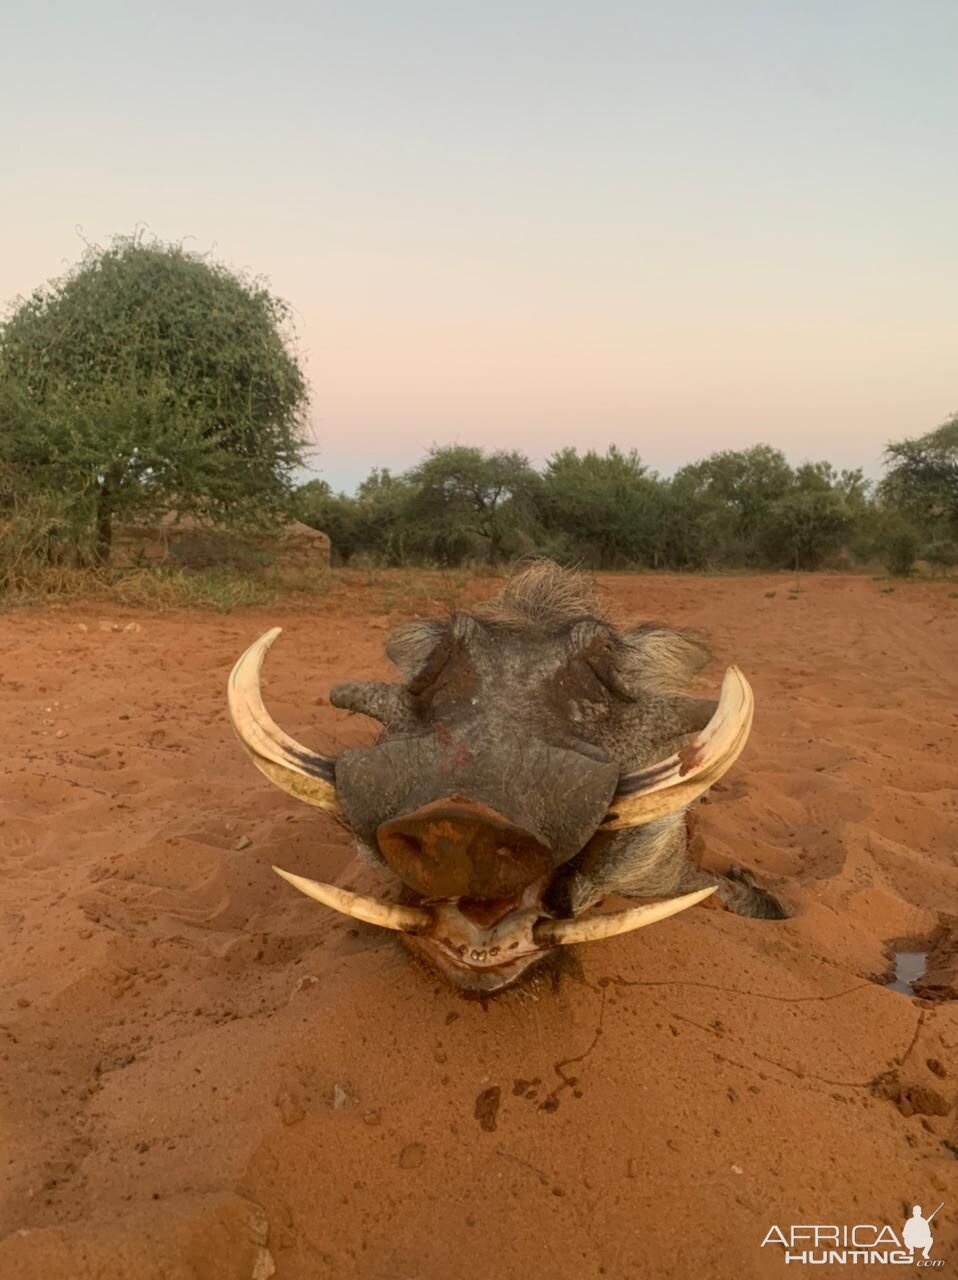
[387,614,481,699]
[570,619,710,702]
[386,620,449,681]
[613,624,711,697]
[568,619,632,699]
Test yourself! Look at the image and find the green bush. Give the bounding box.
[922,539,958,569]
[0,489,96,590]
[0,233,307,564]
[881,522,921,576]
[761,489,852,570]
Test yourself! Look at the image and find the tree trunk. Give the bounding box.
[95,478,114,566]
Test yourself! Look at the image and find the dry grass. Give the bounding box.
[0,566,278,611]
[4,559,956,618]
[0,563,496,616]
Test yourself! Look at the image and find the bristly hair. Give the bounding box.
[472,559,599,626]
[386,559,711,695]
[385,560,597,677]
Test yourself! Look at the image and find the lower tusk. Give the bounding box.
[272,865,432,933]
[535,885,715,946]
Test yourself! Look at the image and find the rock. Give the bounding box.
[245,1205,270,1248]
[474,1085,501,1132]
[111,513,332,572]
[399,1143,425,1169]
[274,1090,306,1126]
[233,835,252,851]
[896,1084,952,1117]
[251,1252,275,1280]
[289,973,320,1000]
[245,1205,275,1279]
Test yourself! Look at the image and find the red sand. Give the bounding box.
[1,573,956,1278]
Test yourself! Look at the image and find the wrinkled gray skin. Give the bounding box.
[328,563,785,931]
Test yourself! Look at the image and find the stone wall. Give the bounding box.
[111,515,331,573]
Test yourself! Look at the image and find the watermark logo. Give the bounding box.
[761,1203,944,1267]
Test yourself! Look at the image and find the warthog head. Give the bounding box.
[228,563,754,991]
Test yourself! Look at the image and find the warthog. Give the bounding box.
[228,562,785,992]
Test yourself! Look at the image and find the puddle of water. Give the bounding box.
[887,950,927,995]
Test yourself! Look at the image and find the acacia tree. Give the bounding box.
[405,445,541,565]
[540,446,665,567]
[672,446,794,563]
[0,233,308,562]
[881,417,958,536]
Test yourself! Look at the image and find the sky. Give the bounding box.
[3,1,957,493]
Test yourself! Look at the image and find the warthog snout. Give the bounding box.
[377,798,553,900]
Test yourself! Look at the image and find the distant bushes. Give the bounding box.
[293,436,957,574]
[881,521,921,576]
[922,539,958,569]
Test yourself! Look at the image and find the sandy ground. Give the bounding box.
[1,572,957,1279]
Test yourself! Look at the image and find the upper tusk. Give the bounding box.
[535,885,716,946]
[273,865,433,933]
[227,628,344,821]
[600,665,754,830]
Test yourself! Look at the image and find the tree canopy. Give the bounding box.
[540,446,664,568]
[0,233,308,560]
[404,446,541,565]
[881,416,958,535]
[289,432,952,578]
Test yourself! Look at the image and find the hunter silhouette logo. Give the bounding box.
[902,1206,941,1263]
[761,1202,944,1266]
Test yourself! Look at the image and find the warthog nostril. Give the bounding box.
[388,833,425,858]
[376,798,554,898]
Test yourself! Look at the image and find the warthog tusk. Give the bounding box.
[227,628,344,820]
[272,866,433,933]
[600,666,754,829]
[535,885,716,946]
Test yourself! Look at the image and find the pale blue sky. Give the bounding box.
[4,1,957,492]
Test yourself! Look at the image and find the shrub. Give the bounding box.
[881,522,921,576]
[0,233,308,564]
[922,539,958,569]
